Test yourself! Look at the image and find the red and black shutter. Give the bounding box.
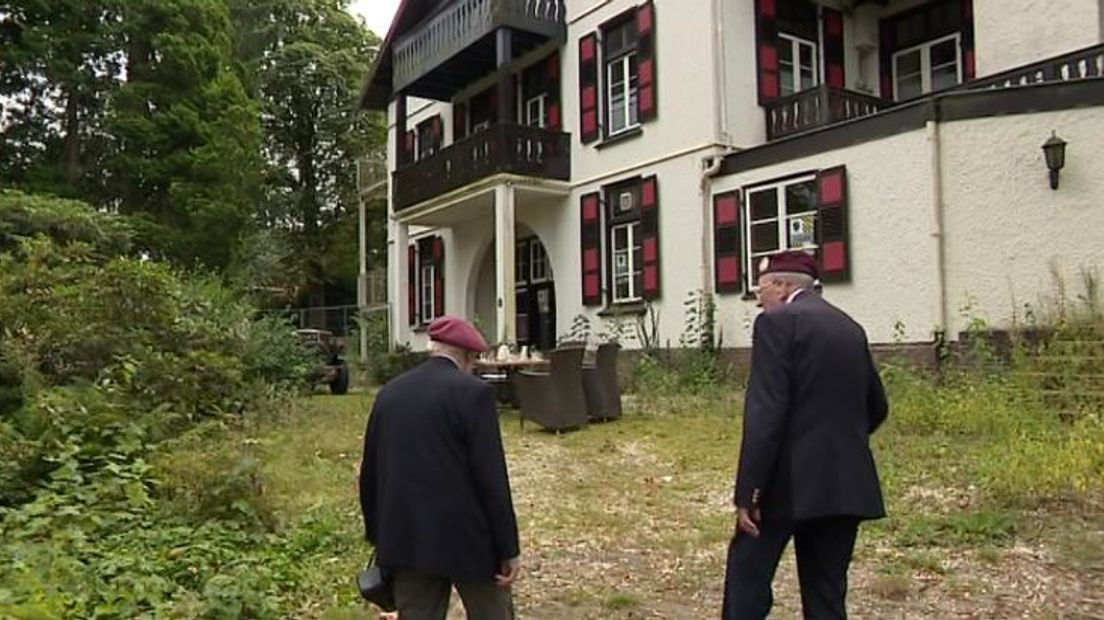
[404,129,416,163]
[961,0,976,82]
[756,0,780,103]
[879,19,895,99]
[430,115,443,152]
[713,191,743,295]
[580,192,602,305]
[453,101,467,141]
[822,7,845,89]
[640,175,661,300]
[578,32,600,144]
[432,236,445,318]
[407,244,418,326]
[816,166,850,284]
[636,1,658,122]
[546,52,562,131]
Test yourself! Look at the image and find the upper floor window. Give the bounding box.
[416,118,438,160]
[745,175,818,286]
[893,33,961,100]
[525,93,548,128]
[603,17,640,137]
[779,33,819,96]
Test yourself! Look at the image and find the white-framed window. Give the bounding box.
[607,54,640,136]
[420,263,435,321]
[611,221,643,302]
[745,175,818,288]
[892,33,961,100]
[779,33,819,96]
[525,93,548,128]
[530,241,549,282]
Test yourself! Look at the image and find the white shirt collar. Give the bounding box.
[786,288,805,304]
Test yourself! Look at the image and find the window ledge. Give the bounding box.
[596,126,643,149]
[598,300,647,317]
[741,292,757,302]
[412,324,429,333]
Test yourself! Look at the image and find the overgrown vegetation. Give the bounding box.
[0,192,318,617]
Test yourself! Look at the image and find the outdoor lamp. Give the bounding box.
[1041,131,1067,190]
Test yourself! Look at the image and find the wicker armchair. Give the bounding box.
[582,343,622,421]
[514,346,588,431]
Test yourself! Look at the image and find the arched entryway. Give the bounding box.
[471,232,556,351]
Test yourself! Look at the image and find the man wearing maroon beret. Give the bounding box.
[723,251,888,619]
[359,315,520,619]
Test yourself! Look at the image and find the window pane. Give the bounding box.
[786,213,817,249]
[628,54,639,126]
[615,277,630,300]
[749,190,778,221]
[614,225,628,248]
[751,222,780,253]
[931,39,957,66]
[931,64,959,91]
[896,50,921,76]
[785,181,817,215]
[896,73,923,100]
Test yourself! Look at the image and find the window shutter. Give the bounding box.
[879,19,894,99]
[432,236,445,318]
[756,0,780,103]
[580,192,602,305]
[404,130,416,163]
[822,7,845,89]
[546,52,562,131]
[961,0,976,81]
[453,102,467,141]
[713,191,743,295]
[636,1,658,122]
[578,32,600,144]
[407,244,418,326]
[640,175,661,300]
[816,166,850,284]
[430,115,443,151]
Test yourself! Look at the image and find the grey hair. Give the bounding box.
[765,272,815,290]
[428,339,468,358]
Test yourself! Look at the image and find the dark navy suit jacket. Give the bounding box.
[359,356,519,581]
[735,292,888,521]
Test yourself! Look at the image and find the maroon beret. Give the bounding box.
[427,315,489,352]
[760,250,819,280]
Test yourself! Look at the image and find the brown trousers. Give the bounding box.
[392,569,514,620]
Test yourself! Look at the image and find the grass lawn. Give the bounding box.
[252,383,1103,619]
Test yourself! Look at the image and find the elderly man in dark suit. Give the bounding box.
[723,251,888,620]
[359,315,520,620]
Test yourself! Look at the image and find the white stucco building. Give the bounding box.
[359,0,1104,359]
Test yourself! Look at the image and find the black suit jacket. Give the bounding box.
[359,356,520,582]
[735,292,888,521]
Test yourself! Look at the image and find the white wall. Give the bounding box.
[710,129,943,348]
[974,0,1102,77]
[565,0,722,185]
[940,108,1104,336]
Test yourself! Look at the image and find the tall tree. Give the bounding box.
[230,0,385,306]
[0,0,121,198]
[107,0,264,270]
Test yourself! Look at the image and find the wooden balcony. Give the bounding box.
[765,85,890,141]
[964,43,1103,90]
[393,0,566,101]
[393,123,570,211]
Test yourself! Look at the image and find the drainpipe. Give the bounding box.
[927,114,950,352]
[711,0,729,142]
[700,154,725,298]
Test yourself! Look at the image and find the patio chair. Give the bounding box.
[583,343,622,421]
[514,346,588,432]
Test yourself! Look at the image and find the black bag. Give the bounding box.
[357,552,395,611]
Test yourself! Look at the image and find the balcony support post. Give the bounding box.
[494,182,517,345]
[395,95,408,166]
[496,28,515,124]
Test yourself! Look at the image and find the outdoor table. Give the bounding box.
[473,358,550,405]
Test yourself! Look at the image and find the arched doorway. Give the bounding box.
[515,235,556,351]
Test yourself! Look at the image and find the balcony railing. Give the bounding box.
[765,85,890,141]
[964,43,1104,90]
[393,0,566,95]
[393,123,571,211]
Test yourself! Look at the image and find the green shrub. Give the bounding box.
[368,342,428,386]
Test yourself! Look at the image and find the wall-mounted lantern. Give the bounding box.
[1042,131,1067,190]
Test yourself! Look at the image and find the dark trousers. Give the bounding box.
[393,569,514,620]
[722,517,860,620]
